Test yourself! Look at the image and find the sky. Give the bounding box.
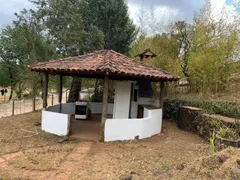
[0,0,237,28]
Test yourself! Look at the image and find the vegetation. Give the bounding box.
[132,0,240,94]
[217,127,239,140]
[210,131,215,156]
[0,0,239,101]
[163,95,240,120]
[0,0,136,101]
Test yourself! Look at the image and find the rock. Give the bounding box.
[34,122,41,126]
[218,154,230,163]
[130,171,139,175]
[176,164,184,170]
[236,159,240,169]
[58,136,69,143]
[119,175,132,180]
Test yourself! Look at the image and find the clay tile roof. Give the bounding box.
[135,48,157,58]
[28,50,180,81]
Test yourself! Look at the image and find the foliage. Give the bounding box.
[32,0,104,56]
[163,96,240,120]
[217,127,239,140]
[133,0,240,94]
[0,8,56,99]
[210,131,215,156]
[84,0,137,54]
[130,34,183,77]
[181,0,240,93]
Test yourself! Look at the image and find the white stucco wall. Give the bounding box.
[113,81,132,119]
[42,110,70,136]
[43,102,113,137]
[46,103,76,114]
[105,108,162,142]
[130,101,138,118]
[46,102,114,115]
[89,102,114,115]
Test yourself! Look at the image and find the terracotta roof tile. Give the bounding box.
[28,50,180,81]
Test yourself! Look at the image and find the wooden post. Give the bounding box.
[43,72,49,108]
[66,91,68,103]
[159,81,165,132]
[52,94,54,105]
[33,97,36,112]
[159,81,165,108]
[99,73,109,142]
[59,75,63,113]
[12,100,15,116]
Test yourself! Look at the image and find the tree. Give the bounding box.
[173,21,194,85]
[31,0,105,102]
[186,0,240,93]
[84,0,137,54]
[0,8,56,99]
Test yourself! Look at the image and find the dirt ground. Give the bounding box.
[0,112,239,180]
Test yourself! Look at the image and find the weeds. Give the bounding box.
[163,96,240,120]
[217,127,239,140]
[210,131,215,156]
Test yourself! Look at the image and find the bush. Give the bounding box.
[217,127,239,140]
[163,96,240,120]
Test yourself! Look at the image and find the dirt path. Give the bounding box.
[47,141,93,180]
[0,141,93,180]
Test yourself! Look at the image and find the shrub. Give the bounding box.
[217,127,239,140]
[163,96,240,120]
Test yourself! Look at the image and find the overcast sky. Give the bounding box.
[0,0,235,28]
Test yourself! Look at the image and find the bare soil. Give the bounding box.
[0,111,78,156]
[0,112,239,180]
[70,120,209,180]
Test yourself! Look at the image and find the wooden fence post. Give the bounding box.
[66,91,68,103]
[12,100,15,116]
[52,94,54,105]
[33,97,36,112]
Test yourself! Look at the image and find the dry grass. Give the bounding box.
[70,121,209,180]
[8,146,74,171]
[1,112,238,180]
[0,111,79,156]
[171,148,240,180]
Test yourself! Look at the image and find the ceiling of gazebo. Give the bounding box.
[28,50,180,81]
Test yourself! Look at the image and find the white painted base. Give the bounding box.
[41,102,113,137]
[104,108,162,142]
[42,102,163,142]
[42,110,70,136]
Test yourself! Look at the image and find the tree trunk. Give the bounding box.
[9,86,13,100]
[68,77,82,102]
[8,67,14,100]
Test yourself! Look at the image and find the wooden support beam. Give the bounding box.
[33,97,36,112]
[99,73,109,142]
[59,75,63,103]
[59,75,63,113]
[43,72,49,108]
[159,81,165,108]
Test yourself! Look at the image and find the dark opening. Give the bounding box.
[75,105,87,115]
[134,89,138,102]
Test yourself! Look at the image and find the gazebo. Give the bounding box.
[28,49,179,141]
